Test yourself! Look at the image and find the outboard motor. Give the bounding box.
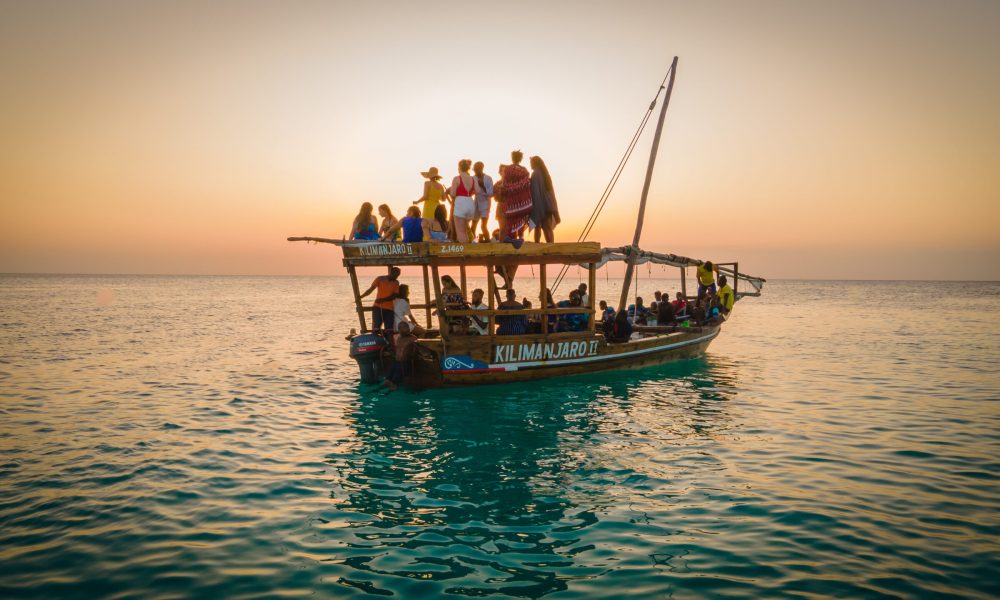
[349,333,388,384]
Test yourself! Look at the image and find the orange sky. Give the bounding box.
[1,1,998,279]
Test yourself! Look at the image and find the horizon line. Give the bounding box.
[2,272,998,283]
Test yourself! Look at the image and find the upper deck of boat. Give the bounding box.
[334,240,604,268]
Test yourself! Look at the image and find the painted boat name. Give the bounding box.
[357,243,413,257]
[494,340,600,363]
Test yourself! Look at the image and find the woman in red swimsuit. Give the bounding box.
[449,159,479,243]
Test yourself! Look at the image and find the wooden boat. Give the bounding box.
[288,57,765,388]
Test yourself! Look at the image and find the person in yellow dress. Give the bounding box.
[413,167,448,241]
[696,261,718,296]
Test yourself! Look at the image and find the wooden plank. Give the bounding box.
[588,262,597,331]
[445,307,594,317]
[431,265,447,339]
[460,265,467,298]
[680,266,687,299]
[347,266,367,333]
[422,265,432,328]
[539,263,548,335]
[487,261,496,339]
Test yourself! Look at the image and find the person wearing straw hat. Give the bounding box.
[413,166,448,240]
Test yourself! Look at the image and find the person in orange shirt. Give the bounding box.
[360,267,401,333]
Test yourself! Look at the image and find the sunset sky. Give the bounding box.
[1,0,997,279]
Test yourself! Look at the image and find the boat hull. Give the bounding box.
[398,326,720,389]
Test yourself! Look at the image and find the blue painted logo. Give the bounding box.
[442,355,490,371]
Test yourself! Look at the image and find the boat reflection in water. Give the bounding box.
[322,357,742,597]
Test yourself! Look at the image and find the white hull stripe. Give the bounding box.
[484,330,718,372]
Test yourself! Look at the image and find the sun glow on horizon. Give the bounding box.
[1,1,998,279]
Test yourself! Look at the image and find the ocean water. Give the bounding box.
[1,274,998,598]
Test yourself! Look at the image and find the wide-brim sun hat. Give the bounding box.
[421,166,442,180]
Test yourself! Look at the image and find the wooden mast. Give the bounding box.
[617,56,678,314]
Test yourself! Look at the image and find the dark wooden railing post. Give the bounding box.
[347,265,367,332]
[422,265,432,328]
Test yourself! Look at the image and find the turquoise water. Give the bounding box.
[1,275,998,598]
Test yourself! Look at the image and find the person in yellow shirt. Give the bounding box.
[696,261,718,296]
[717,275,735,313]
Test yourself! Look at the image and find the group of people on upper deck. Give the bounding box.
[349,150,561,245]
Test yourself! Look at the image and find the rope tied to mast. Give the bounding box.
[550,65,674,296]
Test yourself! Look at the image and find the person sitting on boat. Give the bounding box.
[359,267,400,332]
[472,161,494,242]
[556,290,586,332]
[381,321,416,391]
[428,205,450,242]
[351,202,380,240]
[599,300,615,322]
[657,298,677,326]
[529,155,560,243]
[654,290,663,305]
[690,290,709,325]
[468,288,488,335]
[523,299,542,333]
[578,283,589,308]
[671,291,688,317]
[413,167,448,238]
[500,151,532,241]
[393,284,424,337]
[439,275,467,332]
[696,261,718,297]
[629,297,650,325]
[497,289,528,335]
[717,275,735,314]
[606,309,633,343]
[381,206,425,243]
[377,204,400,241]
[647,302,658,326]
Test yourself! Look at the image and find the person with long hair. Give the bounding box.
[449,159,479,243]
[529,155,560,243]
[351,202,379,240]
[500,151,532,240]
[377,204,400,241]
[428,205,450,241]
[413,167,448,240]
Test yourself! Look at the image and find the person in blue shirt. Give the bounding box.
[557,290,587,332]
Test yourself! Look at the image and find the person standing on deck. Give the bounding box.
[413,167,448,240]
[500,151,532,241]
[529,155,560,243]
[359,267,401,332]
[471,161,494,242]
[697,261,718,297]
[449,160,479,243]
[493,164,506,236]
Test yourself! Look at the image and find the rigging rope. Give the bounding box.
[550,65,673,298]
